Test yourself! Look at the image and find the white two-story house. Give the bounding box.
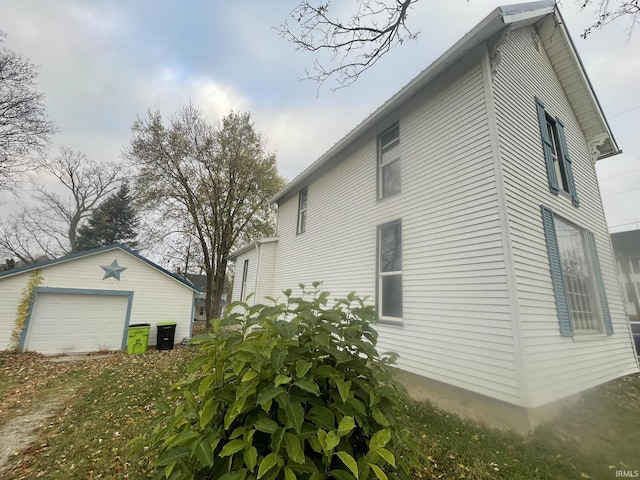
[229,1,639,430]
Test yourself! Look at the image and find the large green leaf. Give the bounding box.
[242,370,260,383]
[244,446,258,472]
[337,416,355,437]
[336,451,359,479]
[275,374,292,387]
[370,464,388,480]
[254,417,279,434]
[193,440,214,468]
[271,427,285,452]
[329,469,356,480]
[330,470,357,480]
[285,402,305,434]
[224,396,248,430]
[256,386,285,408]
[376,447,395,467]
[369,429,391,451]
[198,374,216,397]
[219,439,246,457]
[295,360,312,378]
[284,466,297,480]
[156,446,190,466]
[335,378,350,403]
[308,406,335,430]
[200,398,218,428]
[257,452,280,479]
[271,350,287,372]
[284,432,305,464]
[371,408,390,427]
[293,378,320,396]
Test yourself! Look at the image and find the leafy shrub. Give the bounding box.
[145,283,419,480]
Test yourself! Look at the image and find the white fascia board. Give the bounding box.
[227,237,279,261]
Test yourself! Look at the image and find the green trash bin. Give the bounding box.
[127,323,150,354]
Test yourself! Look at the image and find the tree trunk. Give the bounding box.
[204,267,215,327]
[211,259,228,319]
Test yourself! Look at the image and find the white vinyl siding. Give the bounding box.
[493,25,637,406]
[229,240,278,307]
[231,248,258,305]
[272,55,520,404]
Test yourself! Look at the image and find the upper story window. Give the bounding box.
[535,97,580,207]
[378,124,401,199]
[541,206,613,336]
[297,187,308,235]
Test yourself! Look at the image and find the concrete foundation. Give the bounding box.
[398,370,583,434]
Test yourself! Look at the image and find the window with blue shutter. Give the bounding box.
[535,98,579,207]
[541,206,613,336]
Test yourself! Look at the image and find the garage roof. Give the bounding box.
[0,244,200,292]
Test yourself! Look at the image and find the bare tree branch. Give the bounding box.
[0,147,125,262]
[0,30,55,192]
[277,0,420,90]
[579,0,640,38]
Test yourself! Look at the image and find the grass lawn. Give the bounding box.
[0,347,638,479]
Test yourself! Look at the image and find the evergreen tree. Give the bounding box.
[76,183,139,251]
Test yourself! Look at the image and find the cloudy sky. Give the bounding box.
[1,0,639,232]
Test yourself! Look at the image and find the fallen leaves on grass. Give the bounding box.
[2,347,200,480]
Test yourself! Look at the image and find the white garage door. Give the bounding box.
[24,292,129,355]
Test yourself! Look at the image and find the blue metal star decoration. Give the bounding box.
[101,259,127,280]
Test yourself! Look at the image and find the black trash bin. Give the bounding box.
[156,321,177,350]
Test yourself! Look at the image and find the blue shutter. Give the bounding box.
[555,118,580,207]
[536,98,559,194]
[541,206,573,337]
[585,231,613,335]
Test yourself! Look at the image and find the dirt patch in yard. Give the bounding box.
[0,352,121,473]
[0,381,77,470]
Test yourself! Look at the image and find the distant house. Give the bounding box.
[184,274,208,321]
[0,244,199,354]
[229,1,639,430]
[179,273,228,322]
[610,230,640,322]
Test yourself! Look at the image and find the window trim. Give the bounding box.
[377,123,401,200]
[297,187,308,235]
[376,219,403,324]
[535,97,579,207]
[240,259,249,302]
[541,205,613,337]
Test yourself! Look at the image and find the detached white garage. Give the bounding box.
[0,244,199,354]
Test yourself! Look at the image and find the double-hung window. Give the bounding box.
[378,220,402,321]
[297,187,308,234]
[378,124,401,199]
[536,97,579,207]
[541,206,613,336]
